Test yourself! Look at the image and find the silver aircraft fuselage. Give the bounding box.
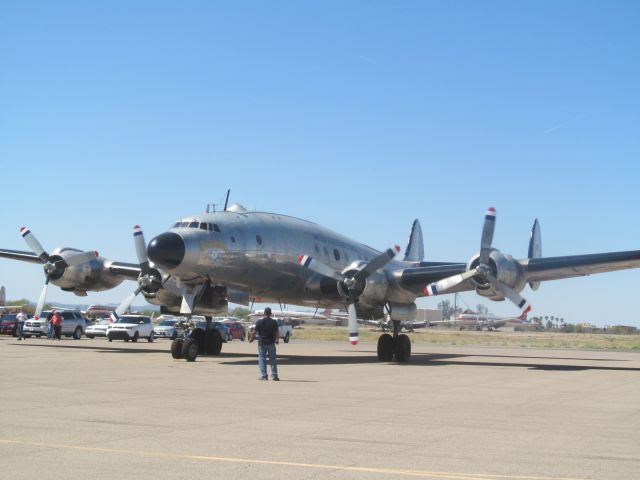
[152,208,415,310]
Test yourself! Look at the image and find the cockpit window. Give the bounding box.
[199,223,208,230]
[213,224,221,232]
[180,221,190,228]
[172,222,180,228]
[189,221,199,228]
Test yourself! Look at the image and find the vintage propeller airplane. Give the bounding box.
[1,204,639,362]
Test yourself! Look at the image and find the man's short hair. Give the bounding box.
[264,307,272,316]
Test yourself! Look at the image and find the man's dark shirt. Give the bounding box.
[255,316,278,345]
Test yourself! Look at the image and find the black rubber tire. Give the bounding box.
[377,333,394,361]
[241,333,246,342]
[86,334,94,339]
[132,331,139,343]
[171,338,184,359]
[171,331,177,340]
[284,332,290,343]
[73,327,82,340]
[108,337,113,342]
[394,334,411,362]
[205,329,223,355]
[147,332,154,343]
[182,338,198,362]
[24,334,31,339]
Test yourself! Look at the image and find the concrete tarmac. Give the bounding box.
[1,335,639,480]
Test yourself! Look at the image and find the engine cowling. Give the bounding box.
[49,248,124,294]
[466,249,526,301]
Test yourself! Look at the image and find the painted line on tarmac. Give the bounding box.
[0,439,587,480]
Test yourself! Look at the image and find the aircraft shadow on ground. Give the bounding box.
[220,351,640,372]
[8,341,640,371]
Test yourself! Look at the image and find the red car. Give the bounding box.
[221,319,246,341]
[0,313,19,336]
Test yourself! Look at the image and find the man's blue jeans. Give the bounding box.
[258,342,278,378]
[17,322,24,339]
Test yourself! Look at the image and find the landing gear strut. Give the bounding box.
[377,319,411,362]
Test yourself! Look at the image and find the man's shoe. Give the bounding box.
[259,376,268,381]
[272,376,280,381]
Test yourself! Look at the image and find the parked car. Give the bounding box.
[220,318,246,341]
[153,317,179,340]
[85,319,111,338]
[187,319,230,342]
[0,313,20,336]
[107,315,154,342]
[23,316,46,338]
[37,310,86,339]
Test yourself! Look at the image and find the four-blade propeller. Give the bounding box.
[20,227,97,319]
[423,208,531,314]
[299,245,400,344]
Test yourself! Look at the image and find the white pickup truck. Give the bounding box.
[249,318,293,343]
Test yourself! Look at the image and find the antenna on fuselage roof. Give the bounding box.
[223,189,231,211]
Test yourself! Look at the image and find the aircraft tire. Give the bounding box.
[182,338,198,362]
[171,338,184,359]
[394,334,411,362]
[205,330,223,355]
[377,334,394,361]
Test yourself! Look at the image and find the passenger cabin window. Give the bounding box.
[230,236,236,243]
[314,244,320,254]
[323,246,329,256]
[256,235,263,245]
[334,249,340,261]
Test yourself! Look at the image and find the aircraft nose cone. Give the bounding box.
[147,232,185,270]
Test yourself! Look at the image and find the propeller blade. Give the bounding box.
[479,207,496,265]
[20,227,50,262]
[358,245,401,279]
[133,225,150,274]
[347,303,359,345]
[484,271,531,312]
[114,287,142,317]
[34,280,50,319]
[298,255,344,282]
[424,269,477,296]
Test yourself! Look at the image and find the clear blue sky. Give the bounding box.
[1,1,638,326]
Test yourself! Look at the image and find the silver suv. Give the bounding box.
[24,310,86,339]
[107,315,154,342]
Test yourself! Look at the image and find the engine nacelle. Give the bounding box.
[466,250,526,301]
[337,261,390,313]
[49,248,124,294]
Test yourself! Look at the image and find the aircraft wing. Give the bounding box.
[0,248,42,264]
[396,251,640,296]
[106,261,142,280]
[519,250,640,282]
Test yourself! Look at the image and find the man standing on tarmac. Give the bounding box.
[249,307,280,381]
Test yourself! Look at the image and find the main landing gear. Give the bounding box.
[170,316,223,362]
[377,319,411,362]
